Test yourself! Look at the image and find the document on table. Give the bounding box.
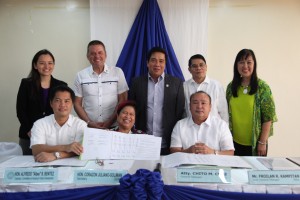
[80,127,162,160]
[257,157,300,170]
[0,156,87,169]
[162,152,252,169]
[102,160,135,170]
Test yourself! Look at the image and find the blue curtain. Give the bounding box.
[116,0,185,86]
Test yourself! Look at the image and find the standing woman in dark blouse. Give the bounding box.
[17,49,67,155]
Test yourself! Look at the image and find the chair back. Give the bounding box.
[0,142,23,156]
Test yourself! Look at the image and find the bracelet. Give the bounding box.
[258,141,267,145]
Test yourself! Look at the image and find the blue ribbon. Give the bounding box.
[117,169,164,200]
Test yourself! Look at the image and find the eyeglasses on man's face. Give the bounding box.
[190,63,206,69]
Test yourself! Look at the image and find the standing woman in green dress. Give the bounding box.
[226,49,277,156]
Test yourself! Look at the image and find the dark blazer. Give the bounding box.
[129,74,185,149]
[16,76,67,139]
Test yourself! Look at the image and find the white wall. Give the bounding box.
[207,0,300,156]
[1,0,299,157]
[0,0,90,142]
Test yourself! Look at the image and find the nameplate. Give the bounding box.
[248,170,300,184]
[74,170,127,184]
[3,168,58,183]
[177,168,231,183]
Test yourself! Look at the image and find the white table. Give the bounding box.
[1,156,300,194]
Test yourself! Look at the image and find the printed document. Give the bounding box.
[80,128,161,160]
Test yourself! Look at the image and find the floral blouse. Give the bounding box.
[226,79,278,156]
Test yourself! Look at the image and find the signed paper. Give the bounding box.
[80,128,161,160]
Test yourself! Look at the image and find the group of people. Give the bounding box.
[16,40,277,162]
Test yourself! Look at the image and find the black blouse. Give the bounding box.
[16,76,67,139]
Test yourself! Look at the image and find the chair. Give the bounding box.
[0,142,23,156]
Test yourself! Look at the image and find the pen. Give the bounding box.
[154,163,161,173]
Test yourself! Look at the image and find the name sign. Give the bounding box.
[4,168,58,184]
[248,170,300,185]
[74,170,127,184]
[177,168,231,183]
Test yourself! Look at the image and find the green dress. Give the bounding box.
[226,79,278,156]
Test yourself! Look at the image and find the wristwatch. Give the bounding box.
[54,152,61,159]
[214,150,219,155]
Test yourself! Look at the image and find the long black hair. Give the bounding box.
[28,49,55,95]
[231,49,258,97]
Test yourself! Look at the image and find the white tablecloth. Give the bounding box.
[1,156,300,194]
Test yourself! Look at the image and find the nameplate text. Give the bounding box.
[248,170,300,184]
[74,169,127,184]
[4,168,58,183]
[177,168,231,183]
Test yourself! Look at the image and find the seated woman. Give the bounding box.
[111,100,145,134]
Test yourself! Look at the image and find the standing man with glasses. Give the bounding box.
[183,54,229,123]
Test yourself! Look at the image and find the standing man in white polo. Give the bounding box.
[74,40,129,129]
[184,54,228,123]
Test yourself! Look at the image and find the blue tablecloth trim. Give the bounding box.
[1,171,300,200]
[162,185,300,200]
[0,185,117,200]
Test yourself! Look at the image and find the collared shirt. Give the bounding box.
[30,114,87,147]
[74,64,129,122]
[170,115,234,151]
[146,73,165,147]
[183,76,229,123]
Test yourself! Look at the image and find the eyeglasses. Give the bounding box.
[95,158,104,166]
[190,64,206,69]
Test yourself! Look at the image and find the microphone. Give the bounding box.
[154,163,161,173]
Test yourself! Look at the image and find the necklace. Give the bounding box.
[242,85,248,94]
